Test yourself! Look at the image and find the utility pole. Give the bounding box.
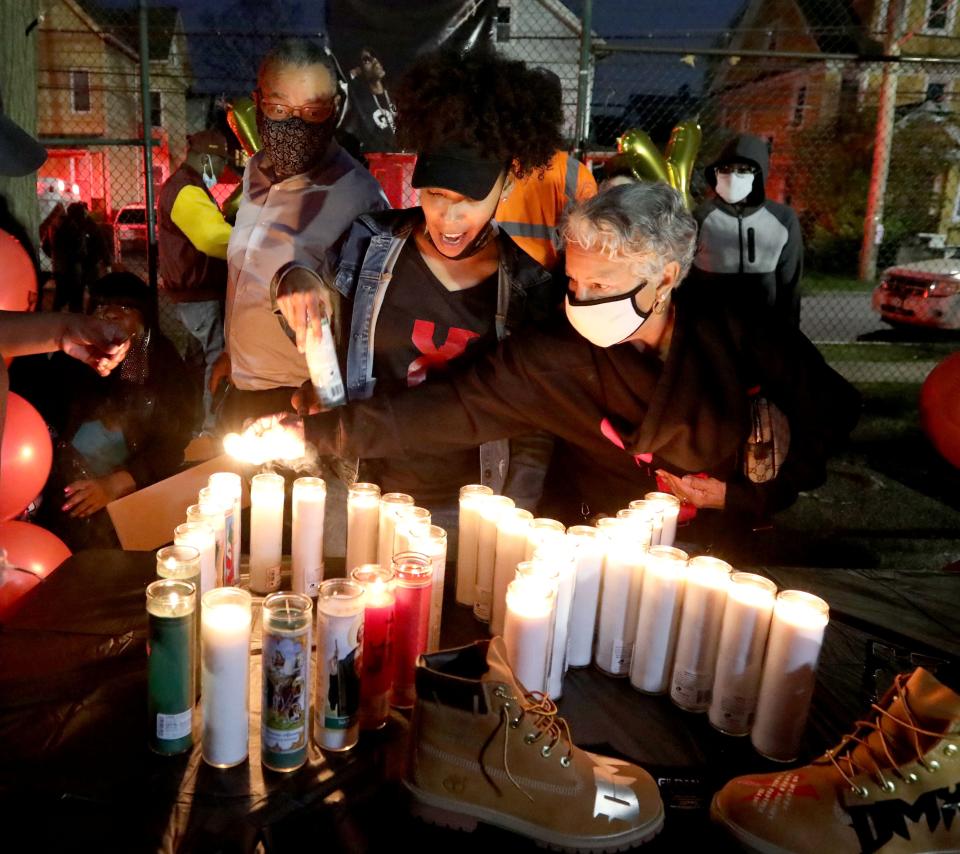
[574,0,593,160]
[859,0,903,281]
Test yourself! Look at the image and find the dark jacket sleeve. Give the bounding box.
[723,315,860,520]
[775,208,803,327]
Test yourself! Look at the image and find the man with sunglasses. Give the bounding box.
[212,38,388,430]
[690,133,804,327]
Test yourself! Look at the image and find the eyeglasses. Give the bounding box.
[255,92,336,124]
[716,163,757,176]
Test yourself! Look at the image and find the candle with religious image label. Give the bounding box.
[670,556,731,712]
[473,495,515,622]
[315,579,364,751]
[206,473,241,586]
[643,492,681,547]
[147,579,196,755]
[564,526,605,668]
[292,477,326,597]
[351,565,395,731]
[390,554,433,709]
[751,591,829,762]
[201,587,252,768]
[490,508,534,637]
[250,472,284,594]
[629,546,689,695]
[709,573,778,735]
[174,521,216,596]
[261,592,312,772]
[377,493,414,570]
[455,484,493,606]
[346,482,380,573]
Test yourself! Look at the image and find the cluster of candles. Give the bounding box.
[146,475,448,769]
[455,486,830,763]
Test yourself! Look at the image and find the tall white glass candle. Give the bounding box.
[490,508,534,637]
[250,473,284,594]
[503,577,555,695]
[401,523,448,652]
[524,518,566,561]
[377,493,414,569]
[671,556,731,712]
[624,500,664,546]
[207,473,242,587]
[187,502,226,588]
[709,572,778,735]
[643,492,681,547]
[532,544,577,699]
[455,484,493,606]
[174,521,216,595]
[565,526,604,667]
[751,591,830,761]
[515,561,560,694]
[201,587,252,767]
[393,506,432,556]
[346,482,380,573]
[629,545,689,694]
[595,518,650,676]
[473,494,515,622]
[196,489,231,586]
[292,476,326,597]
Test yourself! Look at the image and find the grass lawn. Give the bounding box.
[804,271,875,294]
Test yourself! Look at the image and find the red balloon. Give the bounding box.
[0,229,38,312]
[0,392,53,519]
[920,352,960,470]
[0,520,71,619]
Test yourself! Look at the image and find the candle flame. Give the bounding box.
[224,422,305,465]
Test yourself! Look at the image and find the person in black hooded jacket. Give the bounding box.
[691,133,804,327]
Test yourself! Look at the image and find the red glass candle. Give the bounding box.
[390,553,432,709]
[351,564,396,730]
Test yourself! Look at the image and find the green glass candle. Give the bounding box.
[147,578,196,755]
[157,545,202,698]
[261,592,313,772]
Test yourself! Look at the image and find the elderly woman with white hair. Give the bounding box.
[253,182,860,551]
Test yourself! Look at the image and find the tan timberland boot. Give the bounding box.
[404,637,664,851]
[711,667,960,853]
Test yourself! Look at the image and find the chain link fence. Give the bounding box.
[22,1,959,391]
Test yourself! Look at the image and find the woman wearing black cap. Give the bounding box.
[279,48,565,531]
[23,272,196,548]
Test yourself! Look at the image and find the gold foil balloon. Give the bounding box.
[227,97,261,157]
[664,120,702,210]
[617,128,670,185]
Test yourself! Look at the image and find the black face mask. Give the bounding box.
[256,112,334,179]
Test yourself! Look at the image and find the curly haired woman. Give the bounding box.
[277,47,565,545]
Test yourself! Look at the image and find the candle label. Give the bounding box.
[473,587,491,623]
[317,612,362,732]
[262,632,309,752]
[266,564,281,591]
[610,640,633,675]
[156,709,192,741]
[715,693,756,732]
[223,507,237,586]
[671,669,713,708]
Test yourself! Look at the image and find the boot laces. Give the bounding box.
[479,686,574,801]
[822,671,959,796]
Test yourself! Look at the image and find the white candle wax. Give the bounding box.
[564,526,605,667]
[377,493,414,569]
[188,501,226,587]
[292,477,326,597]
[670,556,731,712]
[201,588,251,767]
[751,591,829,761]
[490,508,534,637]
[250,473,284,594]
[346,483,380,573]
[503,578,555,694]
[473,495,515,622]
[629,546,689,694]
[624,500,664,546]
[594,519,647,676]
[174,521,217,595]
[207,473,242,587]
[524,518,566,561]
[709,573,777,735]
[455,484,493,606]
[643,492,681,547]
[409,524,448,652]
[535,546,577,699]
[393,506,431,556]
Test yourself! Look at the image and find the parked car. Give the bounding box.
[872,259,960,330]
[112,203,150,260]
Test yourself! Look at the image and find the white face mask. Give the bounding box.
[715,171,754,205]
[564,281,652,348]
[201,155,218,190]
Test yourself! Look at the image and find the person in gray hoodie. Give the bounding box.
[691,133,803,326]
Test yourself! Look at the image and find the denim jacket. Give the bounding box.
[333,207,559,507]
